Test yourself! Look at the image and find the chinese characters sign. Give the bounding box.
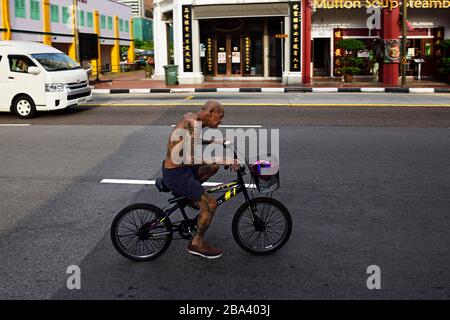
[333,28,343,76]
[244,36,252,74]
[290,2,301,72]
[206,37,213,74]
[182,5,193,72]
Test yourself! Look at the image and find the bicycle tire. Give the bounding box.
[110,203,172,262]
[232,197,292,255]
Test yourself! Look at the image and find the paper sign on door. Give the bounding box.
[232,52,241,63]
[218,52,226,64]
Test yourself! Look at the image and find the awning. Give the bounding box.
[194,3,289,19]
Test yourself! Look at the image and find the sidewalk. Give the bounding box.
[90,70,450,93]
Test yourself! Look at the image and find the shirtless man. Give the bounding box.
[162,100,239,259]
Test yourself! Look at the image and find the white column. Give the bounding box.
[173,2,184,73]
[283,8,301,85]
[152,3,168,80]
[192,19,202,75]
[263,19,269,78]
[282,15,291,83]
[174,2,204,84]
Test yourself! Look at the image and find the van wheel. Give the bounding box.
[12,95,36,119]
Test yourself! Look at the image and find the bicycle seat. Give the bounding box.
[155,177,171,193]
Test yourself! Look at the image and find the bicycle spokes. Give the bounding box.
[116,209,168,257]
[238,203,287,250]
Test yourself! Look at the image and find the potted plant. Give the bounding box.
[438,57,450,83]
[340,66,362,83]
[336,39,366,83]
[438,40,450,83]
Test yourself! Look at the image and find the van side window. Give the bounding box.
[9,55,36,73]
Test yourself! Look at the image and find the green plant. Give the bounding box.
[337,39,366,51]
[339,67,361,75]
[336,39,366,77]
[438,57,450,76]
[438,39,450,50]
[134,40,154,51]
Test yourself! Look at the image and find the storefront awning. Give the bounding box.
[194,3,289,19]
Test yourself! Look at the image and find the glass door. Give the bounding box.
[216,35,227,75]
[230,35,242,75]
[215,35,243,76]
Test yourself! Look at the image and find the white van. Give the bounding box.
[0,41,92,119]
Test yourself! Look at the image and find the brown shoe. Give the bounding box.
[187,242,223,259]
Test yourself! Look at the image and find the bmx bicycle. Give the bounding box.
[110,143,292,261]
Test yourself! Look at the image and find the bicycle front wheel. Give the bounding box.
[232,198,292,255]
[110,203,172,262]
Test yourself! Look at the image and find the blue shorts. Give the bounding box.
[162,163,204,202]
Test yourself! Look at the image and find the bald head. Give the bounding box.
[198,100,224,128]
[201,100,224,114]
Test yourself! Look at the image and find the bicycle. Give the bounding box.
[110,142,292,261]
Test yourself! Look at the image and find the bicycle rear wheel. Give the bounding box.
[110,203,172,262]
[232,197,292,255]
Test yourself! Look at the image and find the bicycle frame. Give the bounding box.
[156,144,257,228]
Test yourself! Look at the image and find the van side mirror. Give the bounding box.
[28,67,41,75]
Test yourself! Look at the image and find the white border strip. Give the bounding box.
[171,88,196,93]
[217,88,240,93]
[312,88,339,93]
[0,124,31,126]
[130,89,151,94]
[361,88,386,92]
[261,88,285,93]
[92,89,110,94]
[101,179,256,189]
[409,88,435,93]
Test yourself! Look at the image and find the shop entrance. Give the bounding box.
[215,34,243,76]
[313,38,331,76]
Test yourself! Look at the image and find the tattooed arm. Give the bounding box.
[167,115,238,167]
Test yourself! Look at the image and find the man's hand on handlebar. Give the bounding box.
[224,159,240,172]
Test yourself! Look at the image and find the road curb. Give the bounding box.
[92,87,450,94]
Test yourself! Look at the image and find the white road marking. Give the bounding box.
[101,179,256,189]
[170,124,262,128]
[0,124,31,126]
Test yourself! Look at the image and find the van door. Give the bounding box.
[0,51,8,111]
[7,55,46,108]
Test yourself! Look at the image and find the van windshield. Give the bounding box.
[31,53,81,72]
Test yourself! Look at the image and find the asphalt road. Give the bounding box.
[0,93,449,300]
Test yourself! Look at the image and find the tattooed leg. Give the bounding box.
[192,193,217,246]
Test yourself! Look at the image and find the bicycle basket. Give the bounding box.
[248,159,280,193]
